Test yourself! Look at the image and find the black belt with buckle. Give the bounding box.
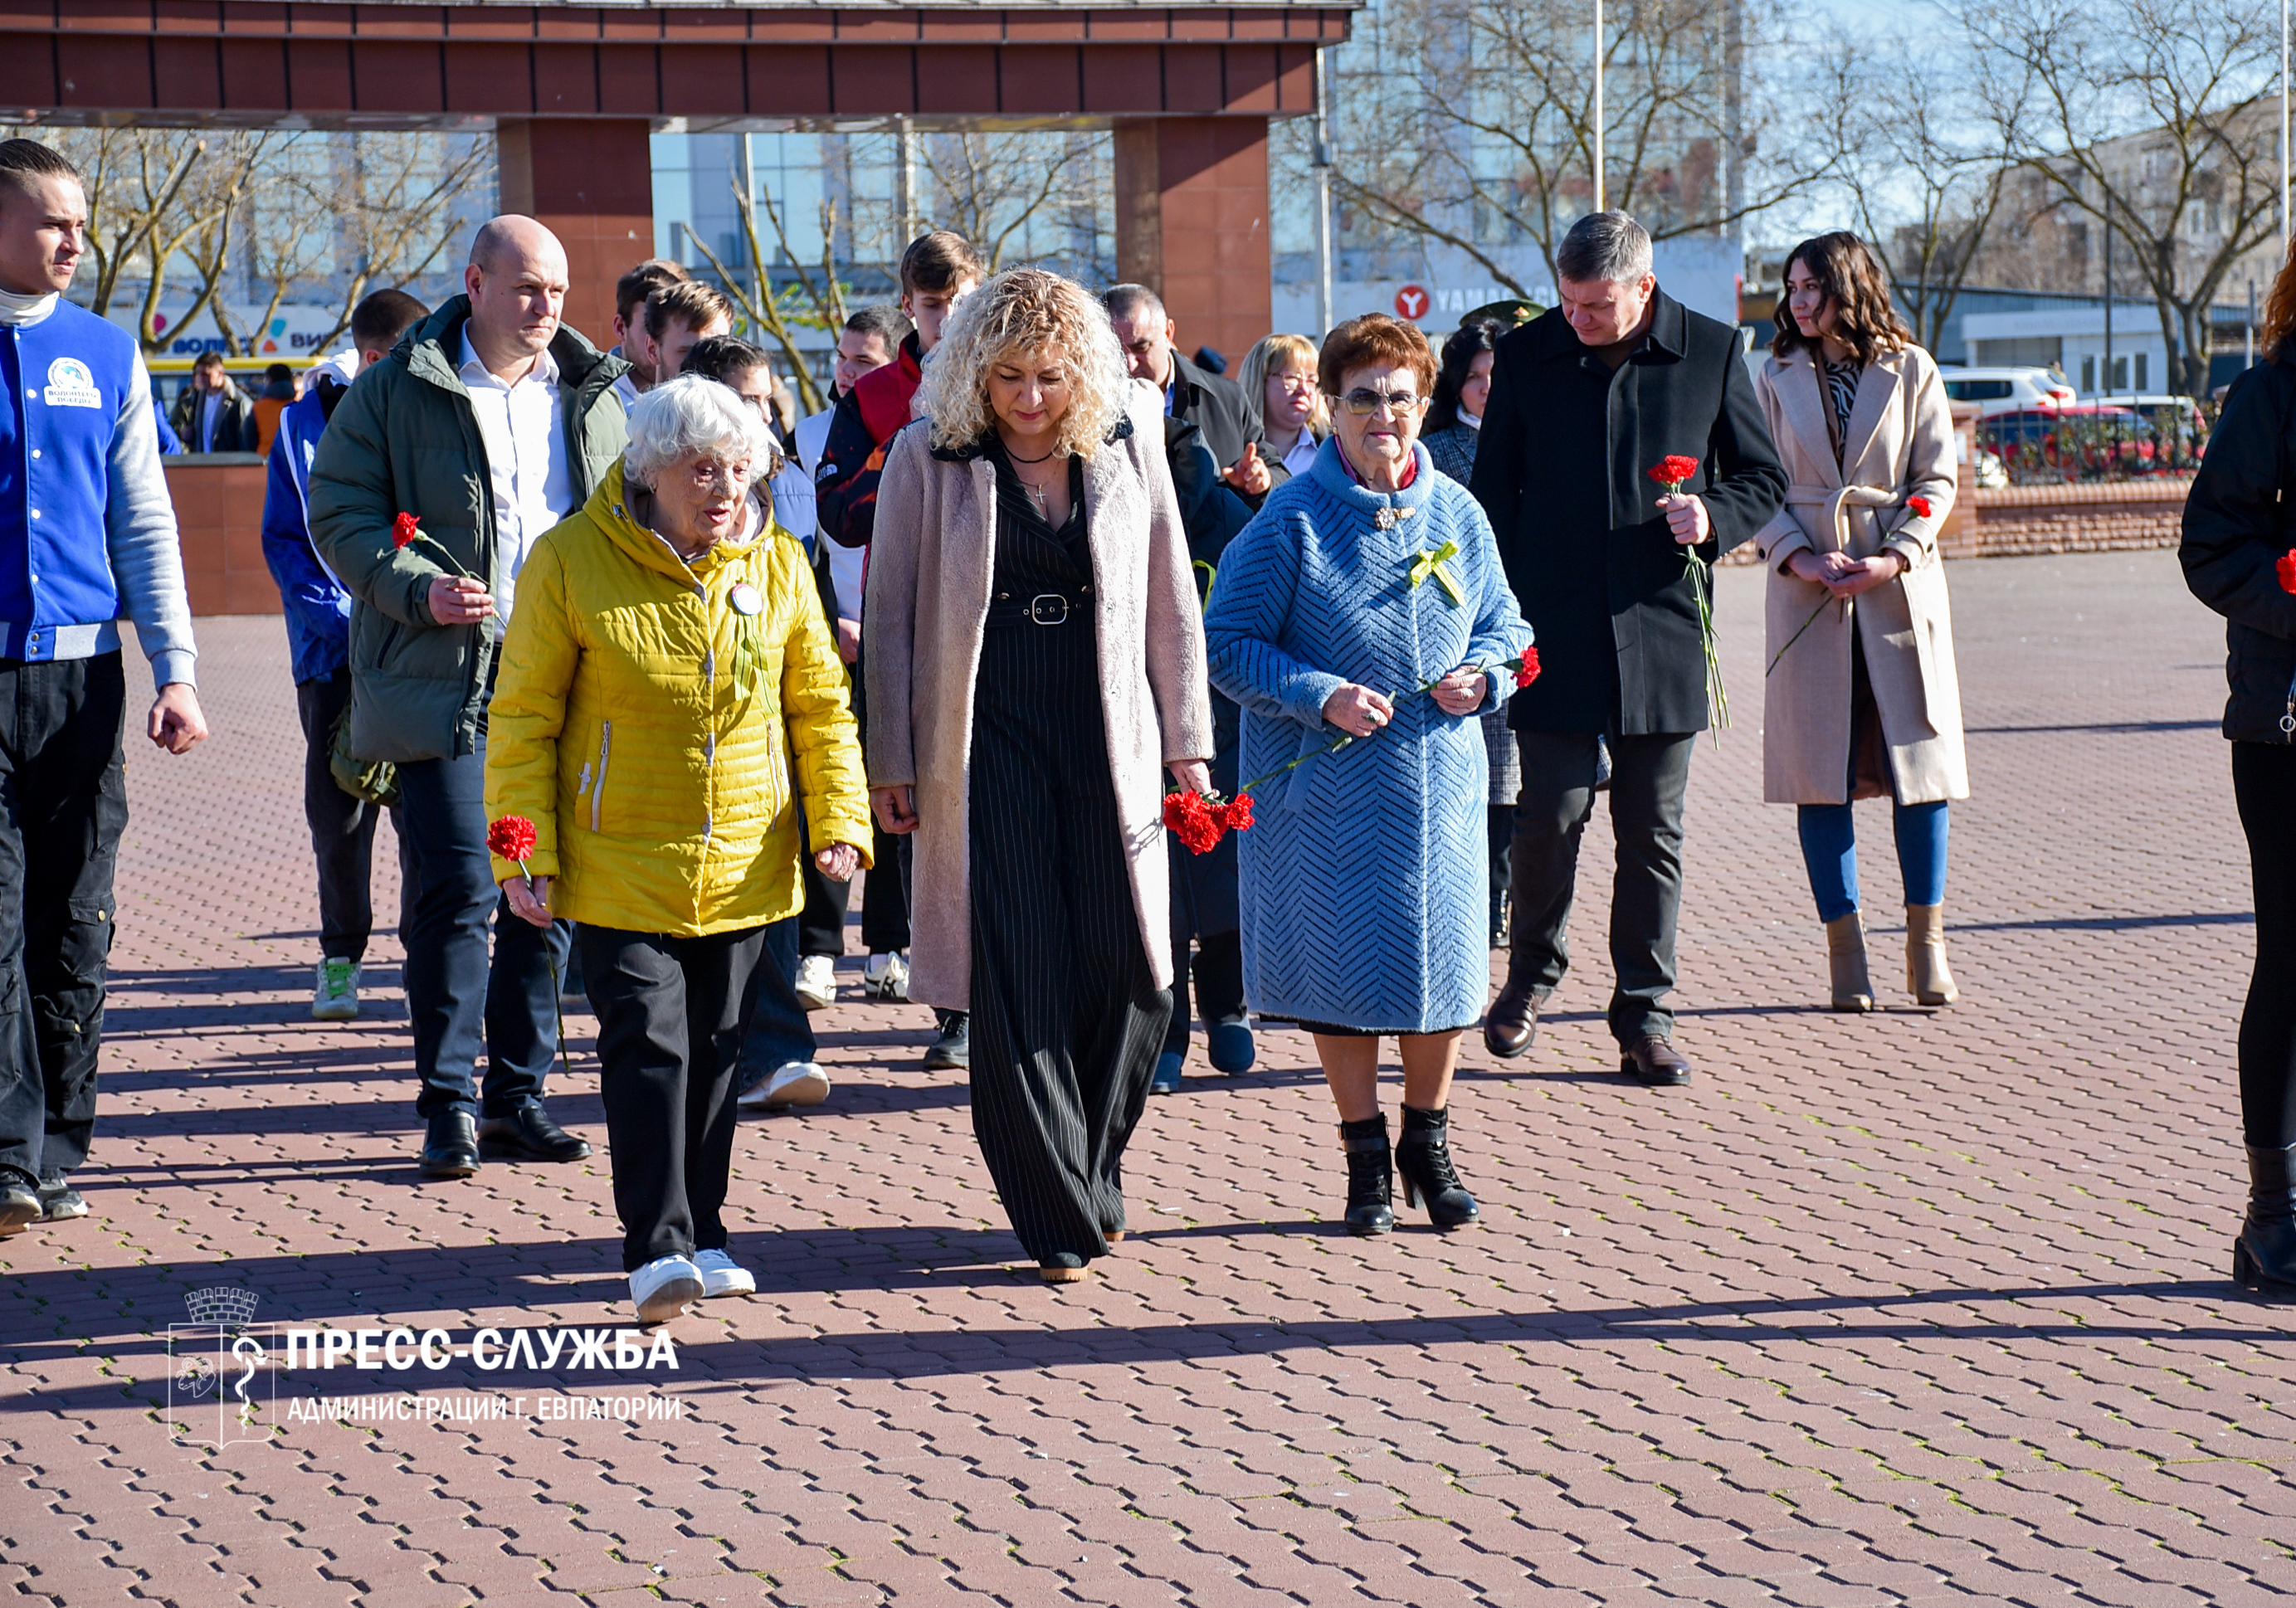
[984,588,1089,628]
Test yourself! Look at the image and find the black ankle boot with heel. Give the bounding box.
[1338,1115,1394,1235]
[2235,1143,2296,1295]
[1396,1105,1479,1229]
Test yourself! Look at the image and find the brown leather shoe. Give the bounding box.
[1484,983,1541,1059]
[1621,1034,1692,1086]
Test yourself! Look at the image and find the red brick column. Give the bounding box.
[1114,117,1273,369]
[498,119,656,353]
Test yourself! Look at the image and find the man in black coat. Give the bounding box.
[1470,211,1786,1087]
[1104,284,1258,489]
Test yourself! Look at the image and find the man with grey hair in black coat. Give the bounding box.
[1103,284,1257,492]
[1470,210,1786,1087]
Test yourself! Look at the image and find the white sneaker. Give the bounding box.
[310,958,360,1021]
[630,1255,704,1323]
[794,953,838,1011]
[694,1248,756,1298]
[863,951,909,1002]
[738,1061,831,1111]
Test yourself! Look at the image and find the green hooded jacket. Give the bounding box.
[308,295,631,763]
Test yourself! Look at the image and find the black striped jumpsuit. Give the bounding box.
[966,446,1173,1269]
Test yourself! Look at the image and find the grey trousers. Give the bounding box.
[1506,730,1696,1045]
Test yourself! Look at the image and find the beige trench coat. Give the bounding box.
[863,387,1216,1013]
[1753,345,1969,806]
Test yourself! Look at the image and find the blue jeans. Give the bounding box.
[395,742,571,1119]
[735,917,815,1089]
[1796,800,1950,924]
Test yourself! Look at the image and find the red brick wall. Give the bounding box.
[499,118,656,353]
[166,457,281,616]
[1949,480,2189,559]
[1114,117,1273,369]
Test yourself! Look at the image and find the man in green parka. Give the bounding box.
[310,216,630,1180]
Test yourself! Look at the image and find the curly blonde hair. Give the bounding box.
[915,267,1133,460]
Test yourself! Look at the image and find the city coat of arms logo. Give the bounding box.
[167,1286,274,1450]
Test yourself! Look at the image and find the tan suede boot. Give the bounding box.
[1825,912,1874,1012]
[1906,904,1958,1005]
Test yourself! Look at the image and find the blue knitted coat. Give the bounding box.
[1204,437,1532,1032]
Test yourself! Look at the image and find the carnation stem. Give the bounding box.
[1686,550,1729,748]
[1767,596,1832,676]
[522,863,574,1080]
[1231,653,1530,797]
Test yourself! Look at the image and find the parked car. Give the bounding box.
[2113,392,2205,435]
[1977,404,2172,481]
[1938,366,2079,415]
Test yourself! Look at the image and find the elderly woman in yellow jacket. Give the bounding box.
[487,374,873,1323]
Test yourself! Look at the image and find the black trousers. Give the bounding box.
[393,735,570,1119]
[2235,743,2296,1148]
[579,922,767,1271]
[1163,931,1246,1056]
[968,627,1170,1265]
[849,650,912,954]
[294,670,399,962]
[796,855,849,959]
[0,653,126,1187]
[1508,729,1696,1045]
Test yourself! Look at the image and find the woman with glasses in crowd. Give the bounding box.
[487,375,872,1323]
[1233,333,1329,503]
[1203,314,1531,1237]
[865,267,1214,1284]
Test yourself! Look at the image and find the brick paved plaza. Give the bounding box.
[2,548,2290,1606]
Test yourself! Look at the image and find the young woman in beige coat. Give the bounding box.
[865,268,1215,1284]
[1754,231,1968,1011]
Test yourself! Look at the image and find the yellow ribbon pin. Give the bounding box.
[1408,540,1465,607]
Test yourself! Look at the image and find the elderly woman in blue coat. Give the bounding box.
[1204,314,1533,1235]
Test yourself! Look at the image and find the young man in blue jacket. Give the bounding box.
[261,289,427,1022]
[0,139,207,1235]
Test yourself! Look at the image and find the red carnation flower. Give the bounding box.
[1513,646,1542,689]
[1907,495,1933,519]
[2280,550,2296,595]
[1219,792,1256,835]
[392,512,422,550]
[488,815,539,864]
[1163,791,1226,855]
[1647,456,1700,492]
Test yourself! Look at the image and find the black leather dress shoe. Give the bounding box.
[419,1111,482,1178]
[477,1102,592,1162]
[1483,983,1541,1060]
[1621,1035,1693,1087]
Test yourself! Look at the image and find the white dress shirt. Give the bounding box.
[458,330,573,636]
[1279,430,1320,480]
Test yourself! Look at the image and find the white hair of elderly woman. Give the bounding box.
[622,373,784,488]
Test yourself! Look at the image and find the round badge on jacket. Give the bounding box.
[729,582,763,616]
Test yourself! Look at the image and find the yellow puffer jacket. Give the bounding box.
[485,460,873,937]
